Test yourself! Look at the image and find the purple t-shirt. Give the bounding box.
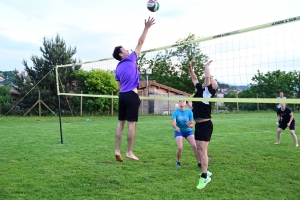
[115,52,140,92]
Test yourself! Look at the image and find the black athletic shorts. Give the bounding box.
[195,120,213,142]
[279,120,296,130]
[118,91,141,122]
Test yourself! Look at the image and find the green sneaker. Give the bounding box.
[196,177,211,189]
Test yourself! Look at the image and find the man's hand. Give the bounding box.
[135,17,156,56]
[145,17,155,29]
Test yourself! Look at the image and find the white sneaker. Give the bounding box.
[207,170,212,177]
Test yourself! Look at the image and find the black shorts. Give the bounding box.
[118,91,141,122]
[279,120,296,130]
[195,120,213,142]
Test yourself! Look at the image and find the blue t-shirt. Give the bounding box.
[172,108,194,132]
[115,52,140,92]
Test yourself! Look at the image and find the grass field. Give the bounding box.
[0,112,300,200]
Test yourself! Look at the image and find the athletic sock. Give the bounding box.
[201,173,207,179]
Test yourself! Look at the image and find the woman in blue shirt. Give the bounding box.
[172,100,201,168]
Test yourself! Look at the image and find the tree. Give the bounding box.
[249,70,296,110]
[14,34,80,115]
[72,69,118,115]
[0,86,10,103]
[250,70,295,97]
[0,71,15,86]
[224,92,237,111]
[224,70,299,112]
[137,33,209,94]
[0,86,10,105]
[0,85,12,115]
[224,90,264,111]
[293,71,300,98]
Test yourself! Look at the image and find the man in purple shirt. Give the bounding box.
[112,17,155,162]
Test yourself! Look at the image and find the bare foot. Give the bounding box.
[274,142,280,145]
[115,154,124,162]
[126,153,139,161]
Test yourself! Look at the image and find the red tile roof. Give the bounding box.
[10,90,20,95]
[139,80,190,96]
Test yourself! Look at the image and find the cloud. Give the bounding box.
[0,0,300,81]
[0,34,41,70]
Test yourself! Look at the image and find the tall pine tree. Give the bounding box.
[14,34,80,115]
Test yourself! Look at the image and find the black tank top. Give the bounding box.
[192,83,216,119]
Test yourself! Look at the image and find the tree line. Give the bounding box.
[0,33,299,116]
[225,70,300,111]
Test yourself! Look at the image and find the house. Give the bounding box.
[10,90,20,103]
[216,92,225,107]
[0,77,4,86]
[0,77,5,82]
[137,80,191,115]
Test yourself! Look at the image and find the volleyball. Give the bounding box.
[147,0,159,12]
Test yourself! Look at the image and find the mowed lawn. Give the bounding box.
[0,112,300,200]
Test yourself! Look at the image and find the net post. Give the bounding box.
[55,65,64,144]
[58,95,64,144]
[55,66,60,95]
[111,91,114,116]
[80,90,83,117]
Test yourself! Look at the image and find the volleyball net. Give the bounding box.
[55,15,300,114]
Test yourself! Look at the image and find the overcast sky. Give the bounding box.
[1,0,300,78]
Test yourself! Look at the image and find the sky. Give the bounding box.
[0,0,300,84]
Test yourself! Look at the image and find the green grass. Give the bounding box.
[0,113,300,200]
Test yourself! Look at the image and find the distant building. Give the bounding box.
[20,71,28,79]
[10,90,20,103]
[216,92,225,107]
[16,71,28,81]
[138,80,190,115]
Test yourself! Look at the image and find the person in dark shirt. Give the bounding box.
[188,59,218,189]
[275,103,298,147]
